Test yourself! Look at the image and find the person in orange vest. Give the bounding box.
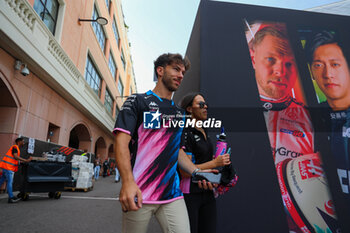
[0,137,31,203]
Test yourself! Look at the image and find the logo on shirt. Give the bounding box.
[144,110,161,129]
[148,101,159,111]
[342,127,350,138]
[149,102,158,107]
[337,168,350,194]
[330,112,346,120]
[273,147,303,158]
[194,135,200,142]
[298,158,323,180]
[286,111,298,121]
[280,128,305,138]
[263,102,272,110]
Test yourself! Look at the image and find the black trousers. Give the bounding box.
[184,192,217,233]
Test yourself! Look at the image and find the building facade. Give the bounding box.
[0,0,136,160]
[306,0,350,16]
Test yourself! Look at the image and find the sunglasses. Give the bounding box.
[198,101,208,109]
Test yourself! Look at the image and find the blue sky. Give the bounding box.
[122,0,340,93]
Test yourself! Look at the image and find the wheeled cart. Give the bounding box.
[17,161,72,200]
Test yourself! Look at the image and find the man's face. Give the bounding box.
[251,35,297,99]
[311,43,350,104]
[159,63,185,92]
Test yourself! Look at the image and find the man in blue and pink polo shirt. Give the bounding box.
[114,53,210,233]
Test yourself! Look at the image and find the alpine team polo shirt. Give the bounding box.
[113,90,185,204]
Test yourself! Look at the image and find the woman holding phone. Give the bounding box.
[180,92,231,233]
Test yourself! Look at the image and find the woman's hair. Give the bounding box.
[180,92,204,114]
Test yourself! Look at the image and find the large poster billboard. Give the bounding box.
[244,20,338,233]
[175,1,350,232]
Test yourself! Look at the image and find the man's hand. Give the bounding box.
[26,157,32,163]
[119,180,143,212]
[115,132,142,212]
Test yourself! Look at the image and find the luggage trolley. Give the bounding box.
[17,161,73,200]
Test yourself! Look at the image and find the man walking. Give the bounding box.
[103,159,109,177]
[114,53,211,233]
[94,158,101,180]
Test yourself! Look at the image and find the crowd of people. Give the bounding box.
[93,157,120,182]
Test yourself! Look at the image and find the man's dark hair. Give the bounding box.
[305,30,343,64]
[15,137,24,144]
[154,53,191,79]
[180,92,204,114]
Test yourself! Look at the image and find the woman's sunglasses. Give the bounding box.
[198,101,208,109]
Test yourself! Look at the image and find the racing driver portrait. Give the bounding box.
[245,21,313,164]
[244,21,339,233]
[306,30,350,200]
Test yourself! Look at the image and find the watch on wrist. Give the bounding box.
[191,168,200,178]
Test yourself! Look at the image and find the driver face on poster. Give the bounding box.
[311,42,350,110]
[250,33,297,100]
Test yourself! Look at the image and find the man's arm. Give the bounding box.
[12,149,31,163]
[115,132,142,211]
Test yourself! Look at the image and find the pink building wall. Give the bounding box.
[0,48,114,161]
[0,0,137,164]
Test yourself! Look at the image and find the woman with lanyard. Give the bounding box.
[179,92,231,233]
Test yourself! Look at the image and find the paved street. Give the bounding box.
[0,176,162,233]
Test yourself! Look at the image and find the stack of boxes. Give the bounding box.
[71,155,94,189]
[42,152,66,162]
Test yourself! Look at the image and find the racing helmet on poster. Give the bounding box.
[277,153,340,233]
